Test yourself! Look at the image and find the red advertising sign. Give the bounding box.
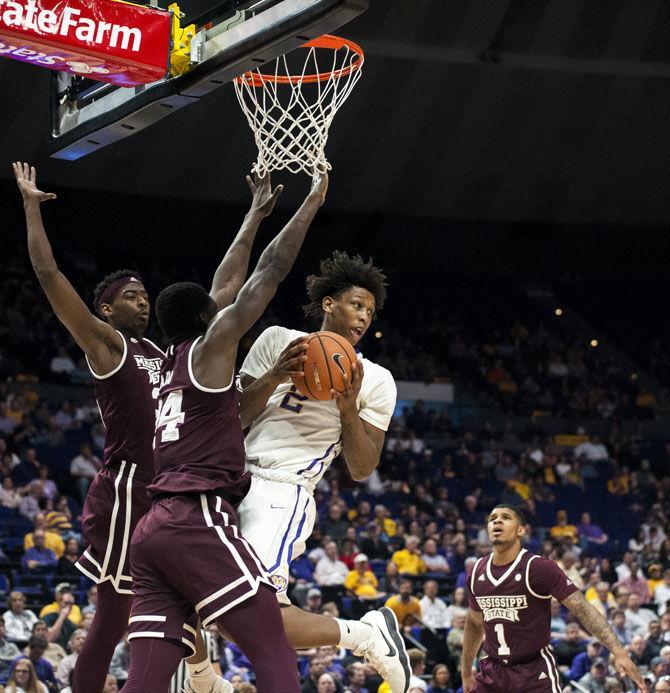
[0,0,171,86]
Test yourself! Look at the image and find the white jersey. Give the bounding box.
[241,326,396,487]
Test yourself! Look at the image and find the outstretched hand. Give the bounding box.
[12,162,57,205]
[612,652,646,692]
[308,169,329,206]
[247,171,283,218]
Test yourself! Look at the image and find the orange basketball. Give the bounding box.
[291,331,358,401]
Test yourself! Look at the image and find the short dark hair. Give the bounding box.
[303,251,387,319]
[489,503,527,525]
[155,282,214,344]
[28,635,48,650]
[93,268,143,316]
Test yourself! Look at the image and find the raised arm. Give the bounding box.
[194,172,328,388]
[460,608,485,693]
[209,173,283,309]
[13,163,122,373]
[562,590,646,691]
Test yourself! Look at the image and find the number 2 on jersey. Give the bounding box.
[494,623,511,656]
[156,390,185,442]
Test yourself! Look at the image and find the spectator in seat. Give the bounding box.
[8,635,56,690]
[304,588,324,615]
[649,565,665,599]
[344,662,368,693]
[300,655,327,693]
[617,563,652,604]
[385,579,422,633]
[18,484,41,522]
[625,593,658,637]
[25,621,65,669]
[629,634,652,669]
[615,552,635,582]
[577,657,609,692]
[56,539,80,579]
[610,609,632,646]
[553,622,587,666]
[557,550,584,589]
[344,554,379,599]
[359,522,390,561]
[380,560,401,595]
[32,467,58,504]
[11,449,42,486]
[577,512,609,552]
[68,442,101,502]
[4,656,48,693]
[419,580,450,630]
[0,476,22,509]
[41,588,77,649]
[647,620,665,658]
[55,628,86,690]
[446,612,466,660]
[314,541,349,590]
[39,584,81,626]
[587,582,617,617]
[443,587,467,627]
[0,615,21,683]
[567,640,606,682]
[373,505,396,538]
[460,495,484,531]
[322,504,349,542]
[550,510,579,545]
[21,529,57,573]
[574,434,609,462]
[81,586,97,617]
[425,663,453,693]
[109,634,130,686]
[550,598,566,638]
[421,539,449,574]
[406,648,427,692]
[3,592,38,647]
[391,536,426,576]
[46,497,76,543]
[24,513,64,559]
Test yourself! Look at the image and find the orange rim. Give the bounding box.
[235,35,364,87]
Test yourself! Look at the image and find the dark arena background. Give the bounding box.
[0,1,670,692]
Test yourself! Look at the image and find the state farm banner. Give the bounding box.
[0,0,171,86]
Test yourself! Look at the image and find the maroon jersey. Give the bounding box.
[467,548,578,662]
[148,337,250,502]
[88,333,164,483]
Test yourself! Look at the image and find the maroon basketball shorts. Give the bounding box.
[474,648,561,693]
[128,492,275,655]
[76,462,152,594]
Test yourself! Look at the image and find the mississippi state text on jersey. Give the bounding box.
[468,548,578,662]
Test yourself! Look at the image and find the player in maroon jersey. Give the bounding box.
[461,504,645,692]
[121,172,328,693]
[13,161,283,693]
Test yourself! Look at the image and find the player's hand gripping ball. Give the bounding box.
[291,331,358,401]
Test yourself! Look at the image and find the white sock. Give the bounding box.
[335,618,373,650]
[186,659,217,692]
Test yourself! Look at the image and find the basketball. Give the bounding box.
[292,331,358,401]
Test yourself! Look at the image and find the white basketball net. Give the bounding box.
[234,36,364,176]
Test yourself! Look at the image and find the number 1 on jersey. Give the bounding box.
[494,623,511,656]
[156,390,185,442]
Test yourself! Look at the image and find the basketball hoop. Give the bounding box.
[234,35,364,177]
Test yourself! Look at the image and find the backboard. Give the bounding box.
[49,0,368,160]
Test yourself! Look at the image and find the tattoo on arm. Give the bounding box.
[563,591,625,654]
[461,610,485,672]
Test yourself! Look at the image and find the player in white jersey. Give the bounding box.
[187,251,410,693]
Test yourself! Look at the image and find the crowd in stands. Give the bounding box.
[0,250,669,691]
[0,372,668,691]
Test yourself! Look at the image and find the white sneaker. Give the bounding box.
[354,607,411,693]
[182,676,234,693]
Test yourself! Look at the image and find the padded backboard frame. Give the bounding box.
[49,0,368,160]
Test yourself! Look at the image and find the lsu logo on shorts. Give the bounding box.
[270,574,288,592]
